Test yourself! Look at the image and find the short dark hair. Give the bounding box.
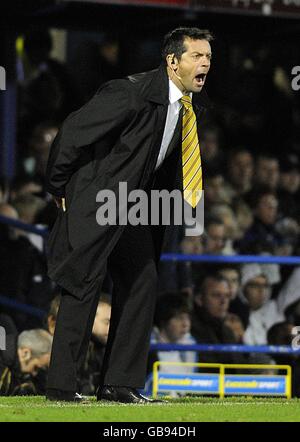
[162,27,213,64]
[195,272,229,297]
[154,292,191,328]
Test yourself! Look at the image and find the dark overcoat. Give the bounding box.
[45,62,210,298]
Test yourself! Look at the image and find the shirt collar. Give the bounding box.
[168,78,192,105]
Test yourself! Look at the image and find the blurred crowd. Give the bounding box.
[0,29,300,397]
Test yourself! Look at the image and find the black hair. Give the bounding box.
[267,321,293,346]
[195,272,229,297]
[154,292,191,328]
[162,27,213,64]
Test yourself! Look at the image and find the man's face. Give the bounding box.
[281,170,300,193]
[171,37,211,93]
[18,348,51,376]
[229,152,254,186]
[92,302,111,345]
[219,269,240,300]
[198,280,231,319]
[256,194,278,225]
[206,223,226,254]
[244,275,270,310]
[164,312,191,342]
[256,158,279,190]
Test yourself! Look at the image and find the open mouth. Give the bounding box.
[195,73,206,85]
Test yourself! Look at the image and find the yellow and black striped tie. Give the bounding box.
[181,95,202,208]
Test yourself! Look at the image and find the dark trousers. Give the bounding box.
[46,223,158,392]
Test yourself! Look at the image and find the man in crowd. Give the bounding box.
[0,329,52,395]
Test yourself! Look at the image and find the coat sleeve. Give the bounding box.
[45,80,133,197]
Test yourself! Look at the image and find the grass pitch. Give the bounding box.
[0,396,300,422]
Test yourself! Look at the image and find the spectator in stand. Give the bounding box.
[189,219,235,291]
[209,203,240,242]
[226,148,254,197]
[148,292,197,375]
[237,189,282,254]
[0,329,52,396]
[224,313,245,344]
[253,153,280,192]
[216,264,249,328]
[191,273,243,364]
[204,216,234,255]
[240,264,300,345]
[204,171,232,209]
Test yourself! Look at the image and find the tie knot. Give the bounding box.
[181,95,192,109]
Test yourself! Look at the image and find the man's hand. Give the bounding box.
[53,196,66,212]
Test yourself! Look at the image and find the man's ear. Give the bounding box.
[18,347,32,363]
[166,54,178,69]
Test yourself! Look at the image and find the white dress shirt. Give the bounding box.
[155,79,191,171]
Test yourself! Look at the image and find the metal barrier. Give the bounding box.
[150,342,300,355]
[152,361,292,399]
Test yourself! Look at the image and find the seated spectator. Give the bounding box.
[226,148,254,197]
[204,172,232,208]
[78,293,111,395]
[224,313,245,344]
[216,264,249,328]
[203,216,228,255]
[253,153,280,192]
[148,292,197,376]
[0,329,52,395]
[191,273,242,364]
[240,264,300,345]
[209,203,240,242]
[238,189,282,254]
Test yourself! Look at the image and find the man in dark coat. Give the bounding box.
[45,27,212,403]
